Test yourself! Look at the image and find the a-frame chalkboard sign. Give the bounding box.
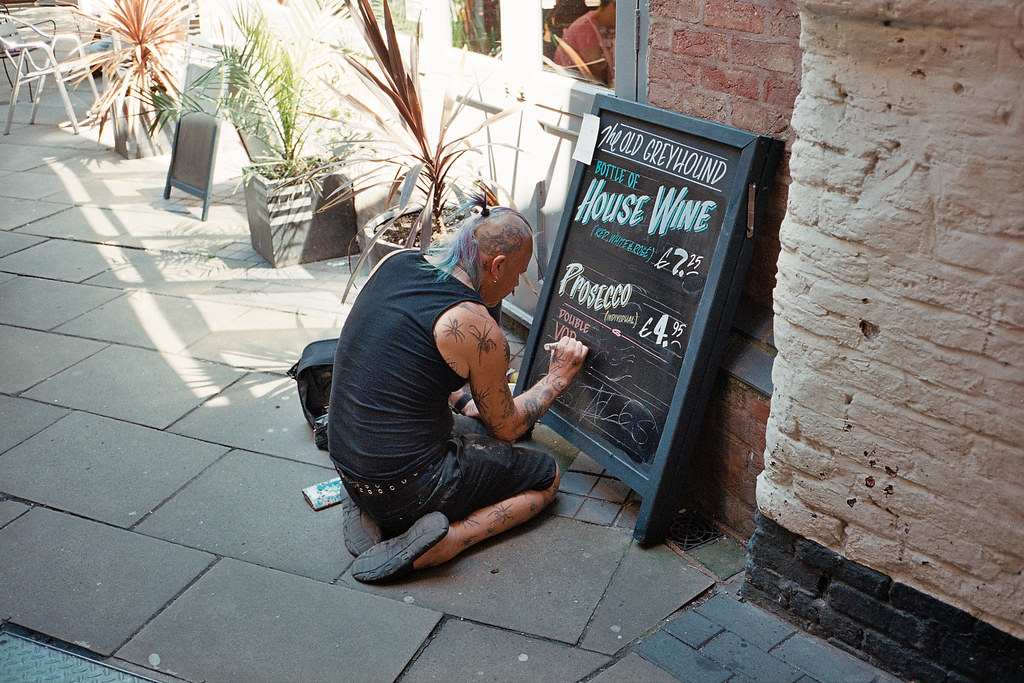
[516,94,782,543]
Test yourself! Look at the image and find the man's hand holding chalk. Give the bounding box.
[545,336,589,382]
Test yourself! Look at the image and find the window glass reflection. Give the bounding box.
[544,0,616,87]
[450,0,502,56]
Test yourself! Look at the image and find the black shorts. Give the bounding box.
[338,417,557,537]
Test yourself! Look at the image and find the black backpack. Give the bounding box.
[287,338,338,450]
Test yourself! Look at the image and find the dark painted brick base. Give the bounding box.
[742,510,1024,683]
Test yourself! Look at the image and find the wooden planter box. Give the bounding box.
[244,171,358,268]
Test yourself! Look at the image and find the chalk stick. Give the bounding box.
[302,477,344,511]
[544,342,555,351]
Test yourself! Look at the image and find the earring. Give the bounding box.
[492,277,498,283]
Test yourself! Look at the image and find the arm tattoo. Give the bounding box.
[503,339,511,367]
[472,384,493,407]
[500,391,516,419]
[442,317,466,342]
[522,396,543,426]
[468,322,497,362]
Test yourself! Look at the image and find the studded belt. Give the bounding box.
[337,469,422,496]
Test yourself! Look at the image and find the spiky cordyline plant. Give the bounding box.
[332,0,520,300]
[76,0,192,135]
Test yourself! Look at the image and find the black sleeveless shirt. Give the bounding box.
[327,250,484,480]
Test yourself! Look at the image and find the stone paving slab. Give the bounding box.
[581,542,714,655]
[635,629,732,683]
[0,169,88,203]
[0,276,123,331]
[772,631,884,683]
[182,309,343,372]
[24,343,243,430]
[0,411,228,528]
[0,395,69,454]
[575,497,622,525]
[116,558,441,683]
[0,124,103,152]
[0,198,68,231]
[0,140,83,173]
[26,174,170,209]
[54,291,254,354]
[20,205,249,254]
[402,616,608,682]
[4,92,95,133]
[0,230,45,258]
[167,372,329,464]
[200,278,355,318]
[589,652,683,682]
[0,324,106,394]
[694,594,797,652]
[688,536,748,580]
[345,515,633,645]
[0,507,214,655]
[550,490,585,518]
[560,470,600,495]
[136,450,347,582]
[0,237,125,282]
[0,500,30,529]
[569,451,608,474]
[664,609,725,648]
[82,250,243,297]
[701,630,803,683]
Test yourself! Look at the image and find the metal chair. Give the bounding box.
[1,14,98,135]
[0,2,47,100]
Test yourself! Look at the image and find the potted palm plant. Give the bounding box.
[77,0,192,158]
[330,0,521,300]
[158,0,359,267]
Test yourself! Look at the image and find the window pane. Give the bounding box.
[372,0,419,35]
[544,0,616,87]
[450,0,502,56]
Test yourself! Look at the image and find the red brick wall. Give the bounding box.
[684,376,771,539]
[647,0,800,539]
[649,0,799,309]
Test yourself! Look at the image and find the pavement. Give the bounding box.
[0,6,903,681]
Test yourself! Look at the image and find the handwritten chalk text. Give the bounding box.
[592,226,655,261]
[599,122,729,188]
[558,263,634,312]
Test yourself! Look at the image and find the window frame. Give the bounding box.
[423,0,646,103]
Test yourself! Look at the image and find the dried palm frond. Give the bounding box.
[75,0,192,134]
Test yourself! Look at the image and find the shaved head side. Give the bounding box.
[475,212,532,260]
[433,199,533,289]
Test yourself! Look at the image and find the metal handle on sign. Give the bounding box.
[746,183,756,238]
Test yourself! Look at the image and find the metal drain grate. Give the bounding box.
[0,631,158,683]
[667,509,723,550]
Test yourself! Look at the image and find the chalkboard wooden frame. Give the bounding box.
[516,94,782,543]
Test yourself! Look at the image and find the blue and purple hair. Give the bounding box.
[432,195,531,288]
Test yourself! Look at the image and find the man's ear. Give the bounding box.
[490,253,507,278]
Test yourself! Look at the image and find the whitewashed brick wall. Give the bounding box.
[758,0,1024,638]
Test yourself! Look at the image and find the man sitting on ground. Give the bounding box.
[327,197,589,583]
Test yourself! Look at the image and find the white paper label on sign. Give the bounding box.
[572,113,600,165]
